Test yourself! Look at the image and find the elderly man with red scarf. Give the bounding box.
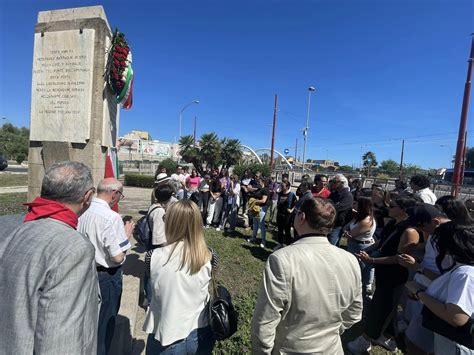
[0,161,99,354]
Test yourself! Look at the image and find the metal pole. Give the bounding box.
[295,138,298,165]
[193,116,197,147]
[399,139,405,179]
[452,35,474,196]
[270,94,278,171]
[302,87,316,173]
[178,100,199,140]
[461,131,468,184]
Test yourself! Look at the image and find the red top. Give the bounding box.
[311,187,331,199]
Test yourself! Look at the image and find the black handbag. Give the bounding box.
[421,305,474,349]
[208,275,238,341]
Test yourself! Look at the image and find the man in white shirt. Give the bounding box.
[410,174,437,204]
[78,178,133,355]
[170,166,186,200]
[251,198,362,354]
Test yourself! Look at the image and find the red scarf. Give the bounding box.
[24,197,78,229]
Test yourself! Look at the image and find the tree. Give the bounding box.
[233,163,270,178]
[157,158,177,176]
[178,132,243,175]
[465,147,474,169]
[338,165,354,171]
[221,138,243,169]
[379,159,399,176]
[0,123,29,162]
[362,151,377,177]
[199,132,222,170]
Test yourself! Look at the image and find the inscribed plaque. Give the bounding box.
[30,29,95,143]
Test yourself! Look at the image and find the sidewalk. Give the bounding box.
[111,186,152,355]
[0,186,27,194]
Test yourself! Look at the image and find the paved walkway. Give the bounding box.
[112,186,152,355]
[0,186,27,194]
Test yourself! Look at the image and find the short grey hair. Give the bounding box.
[41,161,93,204]
[334,173,349,188]
[97,178,122,193]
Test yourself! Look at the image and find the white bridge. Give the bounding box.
[241,145,293,170]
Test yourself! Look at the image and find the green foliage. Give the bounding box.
[233,163,270,178]
[338,164,354,171]
[221,138,243,169]
[124,173,155,188]
[403,163,423,176]
[179,132,243,175]
[157,158,177,176]
[465,147,474,168]
[362,151,377,177]
[0,123,29,162]
[16,153,26,164]
[379,159,399,176]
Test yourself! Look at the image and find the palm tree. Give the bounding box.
[221,138,243,169]
[199,132,222,170]
[179,135,202,173]
[362,151,378,177]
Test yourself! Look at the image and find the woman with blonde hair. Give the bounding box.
[143,200,217,354]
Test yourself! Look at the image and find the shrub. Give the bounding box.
[157,158,178,177]
[233,163,271,178]
[15,153,26,164]
[124,174,155,188]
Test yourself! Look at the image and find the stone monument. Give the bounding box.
[28,6,118,200]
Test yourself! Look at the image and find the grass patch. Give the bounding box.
[0,192,27,216]
[0,173,28,187]
[204,225,400,354]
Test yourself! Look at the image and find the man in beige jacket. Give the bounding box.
[251,197,362,354]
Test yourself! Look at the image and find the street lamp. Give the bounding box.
[302,86,316,173]
[179,100,199,140]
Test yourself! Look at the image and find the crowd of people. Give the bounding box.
[0,161,473,355]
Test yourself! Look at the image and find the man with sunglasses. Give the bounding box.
[78,177,133,355]
[252,198,362,354]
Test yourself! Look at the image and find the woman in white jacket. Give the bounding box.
[143,200,217,354]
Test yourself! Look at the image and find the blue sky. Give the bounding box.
[0,0,472,169]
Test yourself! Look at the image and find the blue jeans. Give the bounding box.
[97,268,123,355]
[252,206,268,244]
[347,240,375,293]
[327,226,342,246]
[146,326,215,355]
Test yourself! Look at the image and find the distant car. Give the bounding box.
[0,157,7,171]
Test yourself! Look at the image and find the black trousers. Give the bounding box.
[199,191,209,221]
[276,212,292,245]
[364,281,404,339]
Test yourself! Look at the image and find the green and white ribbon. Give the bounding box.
[116,64,133,104]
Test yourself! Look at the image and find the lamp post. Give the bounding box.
[179,100,199,140]
[302,86,316,173]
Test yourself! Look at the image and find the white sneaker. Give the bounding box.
[216,227,221,231]
[347,335,372,354]
[372,335,397,352]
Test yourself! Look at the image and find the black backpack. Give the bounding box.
[133,205,160,248]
